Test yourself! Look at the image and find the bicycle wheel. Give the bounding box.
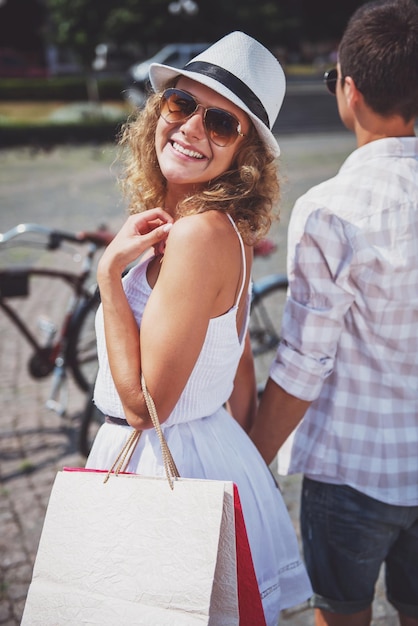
[67,289,100,392]
[78,386,104,457]
[250,274,288,395]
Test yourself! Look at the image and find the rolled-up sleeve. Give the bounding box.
[270,207,357,401]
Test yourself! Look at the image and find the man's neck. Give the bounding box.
[354,113,416,147]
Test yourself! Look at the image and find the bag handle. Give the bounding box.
[141,373,180,488]
[104,373,180,489]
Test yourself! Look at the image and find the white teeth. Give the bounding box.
[172,142,204,159]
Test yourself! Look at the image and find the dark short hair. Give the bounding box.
[338,0,418,121]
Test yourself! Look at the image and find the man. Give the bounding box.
[250,1,418,625]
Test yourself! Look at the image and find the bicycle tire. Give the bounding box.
[78,385,104,457]
[250,274,288,395]
[67,289,101,392]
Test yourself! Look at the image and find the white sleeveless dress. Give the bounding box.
[86,216,312,625]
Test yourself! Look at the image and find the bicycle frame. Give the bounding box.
[0,267,92,359]
[0,223,105,415]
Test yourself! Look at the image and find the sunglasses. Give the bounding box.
[159,88,245,147]
[324,68,343,95]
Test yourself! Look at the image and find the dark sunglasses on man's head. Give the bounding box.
[324,68,340,95]
[160,88,245,147]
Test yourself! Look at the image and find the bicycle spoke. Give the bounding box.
[250,279,288,394]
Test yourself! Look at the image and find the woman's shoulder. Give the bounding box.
[161,212,242,280]
[168,211,236,249]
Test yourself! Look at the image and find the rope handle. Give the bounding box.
[141,373,180,489]
[103,429,142,483]
[104,374,180,489]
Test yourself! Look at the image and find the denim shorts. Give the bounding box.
[300,477,418,618]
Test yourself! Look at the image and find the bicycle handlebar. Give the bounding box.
[1,223,277,258]
[0,223,111,250]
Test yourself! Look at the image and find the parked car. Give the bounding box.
[92,43,138,75]
[125,42,210,106]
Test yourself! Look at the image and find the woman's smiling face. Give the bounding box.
[155,77,250,193]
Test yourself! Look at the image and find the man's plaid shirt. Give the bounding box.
[271,137,418,506]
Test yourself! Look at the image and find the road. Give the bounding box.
[0,132,398,625]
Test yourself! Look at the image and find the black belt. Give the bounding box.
[105,415,130,426]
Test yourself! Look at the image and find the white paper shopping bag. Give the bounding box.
[22,471,241,625]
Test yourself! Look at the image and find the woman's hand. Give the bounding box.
[97,209,173,280]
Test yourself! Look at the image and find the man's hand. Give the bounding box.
[250,378,311,465]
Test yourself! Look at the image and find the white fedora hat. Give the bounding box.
[149,31,286,157]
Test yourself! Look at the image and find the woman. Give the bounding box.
[86,31,312,625]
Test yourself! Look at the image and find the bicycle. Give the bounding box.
[78,243,289,457]
[249,271,289,395]
[0,222,111,417]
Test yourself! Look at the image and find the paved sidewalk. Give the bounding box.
[0,138,399,625]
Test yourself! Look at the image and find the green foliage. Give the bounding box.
[45,0,176,67]
[43,0,295,69]
[0,77,125,101]
[42,0,375,71]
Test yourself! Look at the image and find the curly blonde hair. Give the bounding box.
[118,86,281,245]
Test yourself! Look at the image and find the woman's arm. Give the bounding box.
[96,209,173,429]
[226,331,257,433]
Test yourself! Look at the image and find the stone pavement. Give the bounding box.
[0,137,399,625]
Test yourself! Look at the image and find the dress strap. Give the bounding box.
[226,213,247,308]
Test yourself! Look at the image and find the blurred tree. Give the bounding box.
[44,0,198,69]
[44,0,140,68]
[43,0,304,69]
[291,0,367,41]
[35,0,397,75]
[185,0,292,46]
